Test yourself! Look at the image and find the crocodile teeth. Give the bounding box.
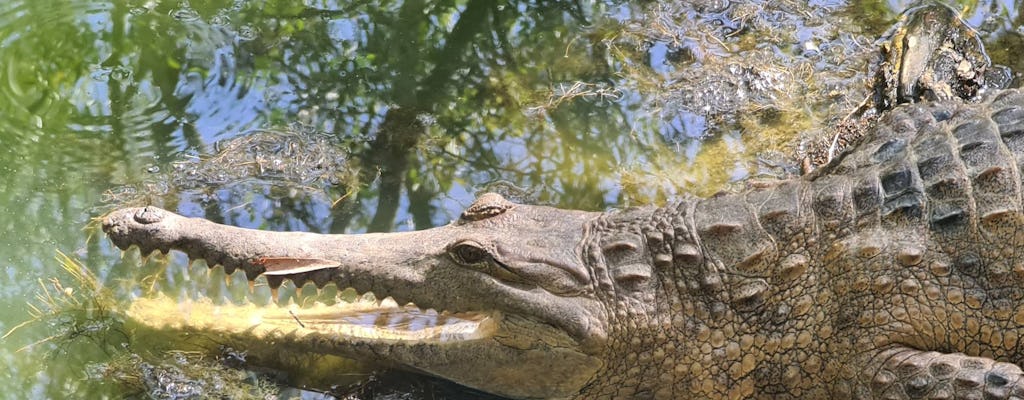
[379,297,399,309]
[127,296,499,343]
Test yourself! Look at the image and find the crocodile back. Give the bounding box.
[643,89,1024,398]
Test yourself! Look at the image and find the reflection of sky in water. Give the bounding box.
[887,0,1019,26]
[176,47,268,147]
[648,41,672,76]
[327,18,359,43]
[664,112,709,141]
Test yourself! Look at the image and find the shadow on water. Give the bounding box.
[0,0,1021,398]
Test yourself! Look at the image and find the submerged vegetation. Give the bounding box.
[4,252,119,357]
[3,253,285,398]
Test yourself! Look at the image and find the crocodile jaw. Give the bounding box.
[123,292,600,399]
[126,296,499,344]
[103,205,607,398]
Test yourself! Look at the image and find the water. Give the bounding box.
[0,0,1020,398]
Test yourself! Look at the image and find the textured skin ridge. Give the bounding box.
[582,90,1024,399]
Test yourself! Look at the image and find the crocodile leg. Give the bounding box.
[853,345,1024,399]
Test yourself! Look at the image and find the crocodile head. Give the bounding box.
[102,193,618,398]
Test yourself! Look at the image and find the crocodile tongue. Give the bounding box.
[126,295,499,343]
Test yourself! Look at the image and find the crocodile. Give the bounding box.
[103,88,1024,399]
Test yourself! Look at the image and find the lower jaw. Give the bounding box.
[125,294,499,344]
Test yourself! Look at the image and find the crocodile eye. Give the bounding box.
[449,242,492,265]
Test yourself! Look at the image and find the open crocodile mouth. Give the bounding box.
[126,294,499,343]
[103,205,603,399]
[121,248,500,344]
[101,206,510,347]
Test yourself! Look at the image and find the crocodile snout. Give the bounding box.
[101,206,170,251]
[102,206,165,232]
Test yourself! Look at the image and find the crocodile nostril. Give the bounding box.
[134,207,166,224]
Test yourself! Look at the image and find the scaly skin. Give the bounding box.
[103,89,1024,399]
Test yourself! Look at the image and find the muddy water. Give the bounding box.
[0,0,1020,398]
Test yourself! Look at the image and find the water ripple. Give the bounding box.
[0,0,270,158]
